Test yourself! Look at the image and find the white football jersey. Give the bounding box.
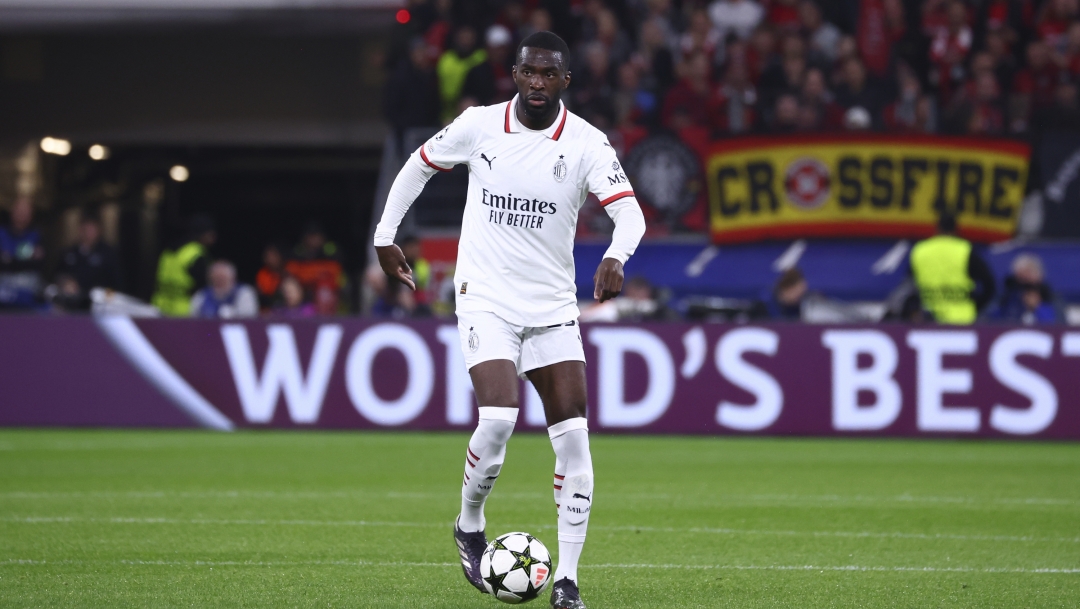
[419,96,636,327]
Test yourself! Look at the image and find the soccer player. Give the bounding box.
[374,31,645,609]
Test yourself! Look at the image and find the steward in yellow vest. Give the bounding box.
[152,215,216,317]
[909,211,997,324]
[436,27,487,122]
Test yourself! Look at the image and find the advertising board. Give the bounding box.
[2,317,1077,439]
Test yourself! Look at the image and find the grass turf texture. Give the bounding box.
[0,431,1077,608]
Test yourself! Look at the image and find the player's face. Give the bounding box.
[512,47,571,119]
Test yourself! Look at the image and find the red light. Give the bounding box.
[396,9,410,24]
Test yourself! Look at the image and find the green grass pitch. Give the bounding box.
[1,430,1078,608]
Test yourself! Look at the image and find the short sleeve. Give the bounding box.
[417,107,477,171]
[584,136,635,207]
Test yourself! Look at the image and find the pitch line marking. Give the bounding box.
[4,516,1078,544]
[2,490,1079,508]
[1,558,1077,575]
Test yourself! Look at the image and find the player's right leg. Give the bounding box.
[454,312,523,593]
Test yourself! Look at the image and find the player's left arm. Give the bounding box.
[585,140,646,303]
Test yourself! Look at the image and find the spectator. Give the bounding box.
[641,0,681,50]
[680,7,724,63]
[1032,82,1080,131]
[255,243,285,311]
[519,6,552,40]
[594,9,634,66]
[799,0,841,64]
[714,59,758,134]
[884,66,936,132]
[573,41,617,128]
[190,260,258,319]
[747,25,779,82]
[151,214,215,317]
[55,211,123,309]
[985,30,1018,90]
[928,0,973,102]
[384,38,441,139]
[436,26,486,122]
[993,253,1063,324]
[708,0,765,41]
[400,234,432,316]
[800,67,843,129]
[1054,21,1080,77]
[909,210,996,324]
[613,61,659,128]
[1036,0,1077,47]
[580,276,675,321]
[829,34,859,83]
[767,267,809,320]
[44,273,83,313]
[461,25,515,108]
[834,57,886,125]
[1011,41,1061,132]
[662,52,717,131]
[272,274,316,318]
[0,196,45,309]
[368,267,420,318]
[767,93,801,132]
[637,17,677,96]
[285,222,344,316]
[767,0,802,32]
[759,34,808,108]
[857,0,906,78]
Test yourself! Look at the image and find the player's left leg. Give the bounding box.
[526,358,591,609]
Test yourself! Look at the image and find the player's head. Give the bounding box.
[937,208,958,234]
[513,31,571,120]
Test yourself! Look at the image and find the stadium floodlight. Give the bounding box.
[40,137,72,156]
[88,144,110,160]
[169,165,190,182]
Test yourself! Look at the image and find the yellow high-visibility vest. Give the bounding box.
[151,241,205,317]
[910,235,977,324]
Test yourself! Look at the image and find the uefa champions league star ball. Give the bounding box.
[479,532,553,603]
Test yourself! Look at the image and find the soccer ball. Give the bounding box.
[480,532,553,604]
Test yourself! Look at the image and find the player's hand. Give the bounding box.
[593,257,623,303]
[375,244,415,291]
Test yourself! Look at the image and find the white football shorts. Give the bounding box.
[457,310,585,378]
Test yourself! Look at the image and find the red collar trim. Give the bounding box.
[505,98,568,140]
[551,107,568,141]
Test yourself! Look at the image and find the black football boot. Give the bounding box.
[550,577,587,609]
[453,517,488,594]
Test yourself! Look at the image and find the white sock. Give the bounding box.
[458,407,517,533]
[549,418,592,584]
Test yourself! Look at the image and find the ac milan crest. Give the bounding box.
[553,155,567,183]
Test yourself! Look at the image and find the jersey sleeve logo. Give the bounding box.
[553,155,568,183]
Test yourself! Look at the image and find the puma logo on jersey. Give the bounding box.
[572,492,592,503]
[480,153,496,170]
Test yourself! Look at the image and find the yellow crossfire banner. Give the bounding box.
[706,135,1030,244]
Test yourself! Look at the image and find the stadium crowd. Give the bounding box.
[386,0,1080,143]
[3,0,1078,324]
[0,198,1066,325]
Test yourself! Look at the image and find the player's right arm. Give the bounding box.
[373,108,478,289]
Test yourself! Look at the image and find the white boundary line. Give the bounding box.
[3,490,1078,507]
[1,558,1077,574]
[4,516,1078,544]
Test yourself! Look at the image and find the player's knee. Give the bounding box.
[486,423,515,445]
